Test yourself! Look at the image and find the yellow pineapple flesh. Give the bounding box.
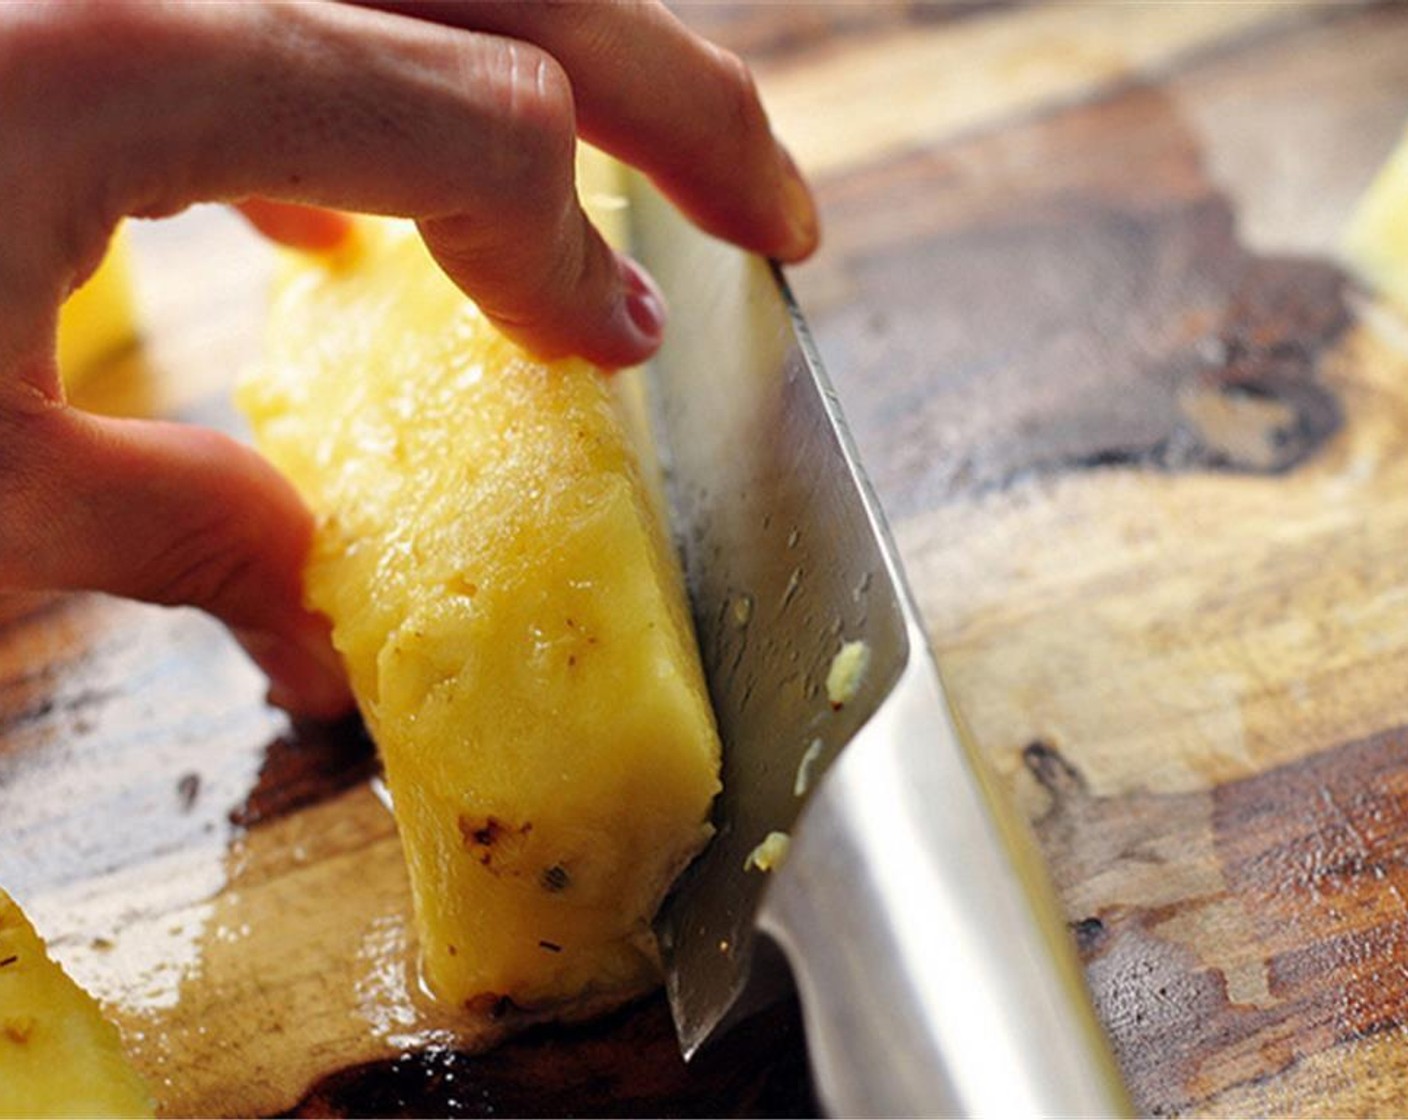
[57,225,137,389]
[0,889,153,1119]
[1344,124,1408,316]
[239,214,721,1013]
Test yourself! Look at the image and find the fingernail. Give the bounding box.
[778,145,820,260]
[618,253,667,347]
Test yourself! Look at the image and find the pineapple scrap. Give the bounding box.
[794,737,824,798]
[826,639,871,710]
[744,832,791,874]
[240,215,721,1014]
[0,889,153,1119]
[1344,124,1408,317]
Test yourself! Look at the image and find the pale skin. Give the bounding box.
[0,1,818,717]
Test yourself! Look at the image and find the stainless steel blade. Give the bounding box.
[629,173,1129,1116]
[631,197,907,1045]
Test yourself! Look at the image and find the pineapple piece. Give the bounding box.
[1344,124,1408,316]
[57,225,137,388]
[0,889,153,1119]
[240,218,721,1013]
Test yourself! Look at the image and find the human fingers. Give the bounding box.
[1,0,670,715]
[240,4,820,274]
[360,0,821,262]
[235,199,352,253]
[0,403,353,718]
[5,0,660,368]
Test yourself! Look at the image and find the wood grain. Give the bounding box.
[5,2,1408,1116]
[754,0,1336,177]
[804,82,1350,515]
[784,2,1408,1114]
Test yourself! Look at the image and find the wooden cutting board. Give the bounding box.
[6,3,1408,1116]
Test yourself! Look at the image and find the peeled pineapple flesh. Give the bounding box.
[240,215,721,1012]
[57,225,137,388]
[1344,124,1408,315]
[0,889,153,1119]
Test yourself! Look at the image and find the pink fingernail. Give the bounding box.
[618,254,667,346]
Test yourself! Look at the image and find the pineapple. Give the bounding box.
[0,889,153,1118]
[57,225,137,388]
[1344,124,1408,316]
[239,197,721,1012]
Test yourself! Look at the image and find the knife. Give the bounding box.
[624,171,1132,1118]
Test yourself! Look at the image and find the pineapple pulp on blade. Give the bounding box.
[239,214,721,1014]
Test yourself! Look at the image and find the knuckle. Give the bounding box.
[478,39,576,201]
[0,2,164,253]
[419,39,581,287]
[421,201,592,335]
[146,518,260,619]
[0,2,160,97]
[0,8,70,149]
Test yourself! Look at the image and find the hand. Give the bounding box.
[0,1,818,717]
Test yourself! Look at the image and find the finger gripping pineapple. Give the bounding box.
[239,218,721,1014]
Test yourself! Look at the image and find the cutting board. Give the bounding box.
[5,3,1408,1116]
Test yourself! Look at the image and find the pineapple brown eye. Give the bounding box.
[540,866,571,893]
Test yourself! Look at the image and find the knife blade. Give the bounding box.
[626,170,1131,1117]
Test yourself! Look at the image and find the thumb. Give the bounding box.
[0,403,352,718]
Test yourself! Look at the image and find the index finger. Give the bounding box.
[2,1,658,373]
[360,0,820,262]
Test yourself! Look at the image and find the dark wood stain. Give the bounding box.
[176,771,201,813]
[280,994,817,1120]
[0,595,372,897]
[228,716,378,830]
[1029,729,1408,1115]
[807,84,1349,519]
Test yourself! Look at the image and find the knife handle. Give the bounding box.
[756,643,1130,1118]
